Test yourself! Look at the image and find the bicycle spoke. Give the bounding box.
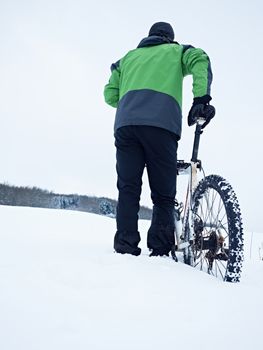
[215,196,224,228]
[214,260,224,279]
[192,189,230,281]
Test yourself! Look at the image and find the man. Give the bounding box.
[104,22,215,257]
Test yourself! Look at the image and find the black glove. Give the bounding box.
[188,95,216,128]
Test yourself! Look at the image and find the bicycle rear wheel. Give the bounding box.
[184,175,243,282]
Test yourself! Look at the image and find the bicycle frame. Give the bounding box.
[172,119,205,260]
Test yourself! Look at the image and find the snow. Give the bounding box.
[0,205,262,349]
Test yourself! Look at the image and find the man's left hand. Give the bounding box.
[188,95,216,128]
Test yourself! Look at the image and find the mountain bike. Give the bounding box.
[171,118,244,282]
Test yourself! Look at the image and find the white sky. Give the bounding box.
[0,0,262,231]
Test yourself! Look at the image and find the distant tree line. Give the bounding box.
[0,183,152,220]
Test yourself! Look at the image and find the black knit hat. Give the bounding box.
[148,22,174,41]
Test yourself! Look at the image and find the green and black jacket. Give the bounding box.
[104,36,212,138]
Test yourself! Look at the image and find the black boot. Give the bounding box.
[149,249,170,257]
[114,230,141,256]
[147,223,175,256]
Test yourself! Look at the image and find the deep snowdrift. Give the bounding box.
[0,205,262,350]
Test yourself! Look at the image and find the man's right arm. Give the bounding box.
[104,60,121,108]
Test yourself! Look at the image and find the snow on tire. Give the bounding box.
[186,175,244,282]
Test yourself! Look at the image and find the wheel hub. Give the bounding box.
[193,220,229,262]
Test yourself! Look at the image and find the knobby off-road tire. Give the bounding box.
[184,175,244,282]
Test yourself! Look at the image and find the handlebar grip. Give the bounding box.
[196,117,206,126]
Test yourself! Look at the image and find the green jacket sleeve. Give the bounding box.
[182,46,213,98]
[104,61,121,108]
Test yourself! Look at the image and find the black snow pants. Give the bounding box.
[114,125,178,256]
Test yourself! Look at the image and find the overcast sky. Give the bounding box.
[0,0,262,232]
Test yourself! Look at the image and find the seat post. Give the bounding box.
[191,120,204,163]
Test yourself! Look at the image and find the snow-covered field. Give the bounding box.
[0,205,262,350]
